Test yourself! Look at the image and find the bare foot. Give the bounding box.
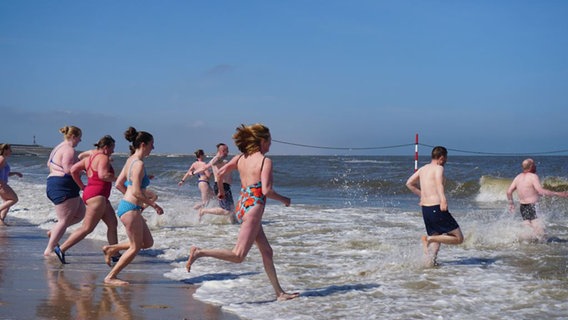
[198,208,205,222]
[186,246,200,272]
[193,202,203,210]
[277,292,300,301]
[104,277,129,286]
[0,219,7,226]
[103,246,114,267]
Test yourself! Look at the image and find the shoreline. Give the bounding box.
[0,220,240,320]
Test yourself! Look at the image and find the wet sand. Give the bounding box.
[0,223,239,320]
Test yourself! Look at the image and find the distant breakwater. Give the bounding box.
[10,144,52,156]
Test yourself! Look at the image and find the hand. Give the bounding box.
[217,191,225,200]
[154,204,164,215]
[508,203,515,213]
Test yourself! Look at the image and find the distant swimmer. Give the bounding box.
[186,124,299,301]
[0,144,23,226]
[506,158,568,241]
[406,146,464,267]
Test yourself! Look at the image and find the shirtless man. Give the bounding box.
[406,146,464,266]
[506,158,568,241]
[192,143,237,223]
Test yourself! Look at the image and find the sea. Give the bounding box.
[5,153,568,320]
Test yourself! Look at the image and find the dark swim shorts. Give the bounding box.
[421,205,460,236]
[520,203,537,221]
[46,175,81,205]
[214,182,235,211]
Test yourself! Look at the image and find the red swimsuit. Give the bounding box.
[82,153,114,203]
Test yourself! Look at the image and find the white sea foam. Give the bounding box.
[6,155,568,320]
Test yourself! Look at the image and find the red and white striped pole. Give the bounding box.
[414,133,419,172]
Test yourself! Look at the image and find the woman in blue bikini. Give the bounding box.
[102,127,163,286]
[178,149,213,210]
[185,123,299,301]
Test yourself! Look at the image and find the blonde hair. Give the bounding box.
[232,123,271,155]
[59,126,82,140]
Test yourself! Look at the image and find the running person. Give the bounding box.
[186,123,299,301]
[102,127,163,286]
[0,144,23,226]
[506,158,568,241]
[193,143,237,223]
[54,135,119,264]
[179,149,214,210]
[406,146,464,266]
[44,126,86,259]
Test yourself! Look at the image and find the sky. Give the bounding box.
[1,1,567,156]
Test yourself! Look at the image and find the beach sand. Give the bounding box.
[0,222,239,320]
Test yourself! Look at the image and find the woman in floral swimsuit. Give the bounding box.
[185,123,299,301]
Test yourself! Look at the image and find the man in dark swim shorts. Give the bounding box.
[506,158,568,241]
[406,146,464,266]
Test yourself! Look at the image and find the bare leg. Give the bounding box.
[103,242,130,267]
[100,200,118,246]
[421,228,463,266]
[0,183,18,225]
[59,196,106,253]
[255,226,299,301]
[104,211,153,285]
[528,218,546,241]
[199,206,232,223]
[44,198,86,256]
[186,206,262,271]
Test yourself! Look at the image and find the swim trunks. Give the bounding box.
[421,205,460,236]
[520,203,537,221]
[214,182,234,211]
[46,175,81,205]
[82,153,114,203]
[116,199,142,218]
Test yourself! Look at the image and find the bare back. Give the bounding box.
[509,172,542,204]
[406,161,447,208]
[237,153,265,187]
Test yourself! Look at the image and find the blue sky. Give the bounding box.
[1,1,567,155]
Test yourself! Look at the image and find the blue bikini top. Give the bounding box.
[124,159,151,189]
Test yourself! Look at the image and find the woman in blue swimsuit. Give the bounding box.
[178,149,213,210]
[44,126,86,259]
[185,123,299,301]
[102,127,164,286]
[0,144,23,226]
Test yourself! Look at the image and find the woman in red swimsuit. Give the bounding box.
[54,135,119,264]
